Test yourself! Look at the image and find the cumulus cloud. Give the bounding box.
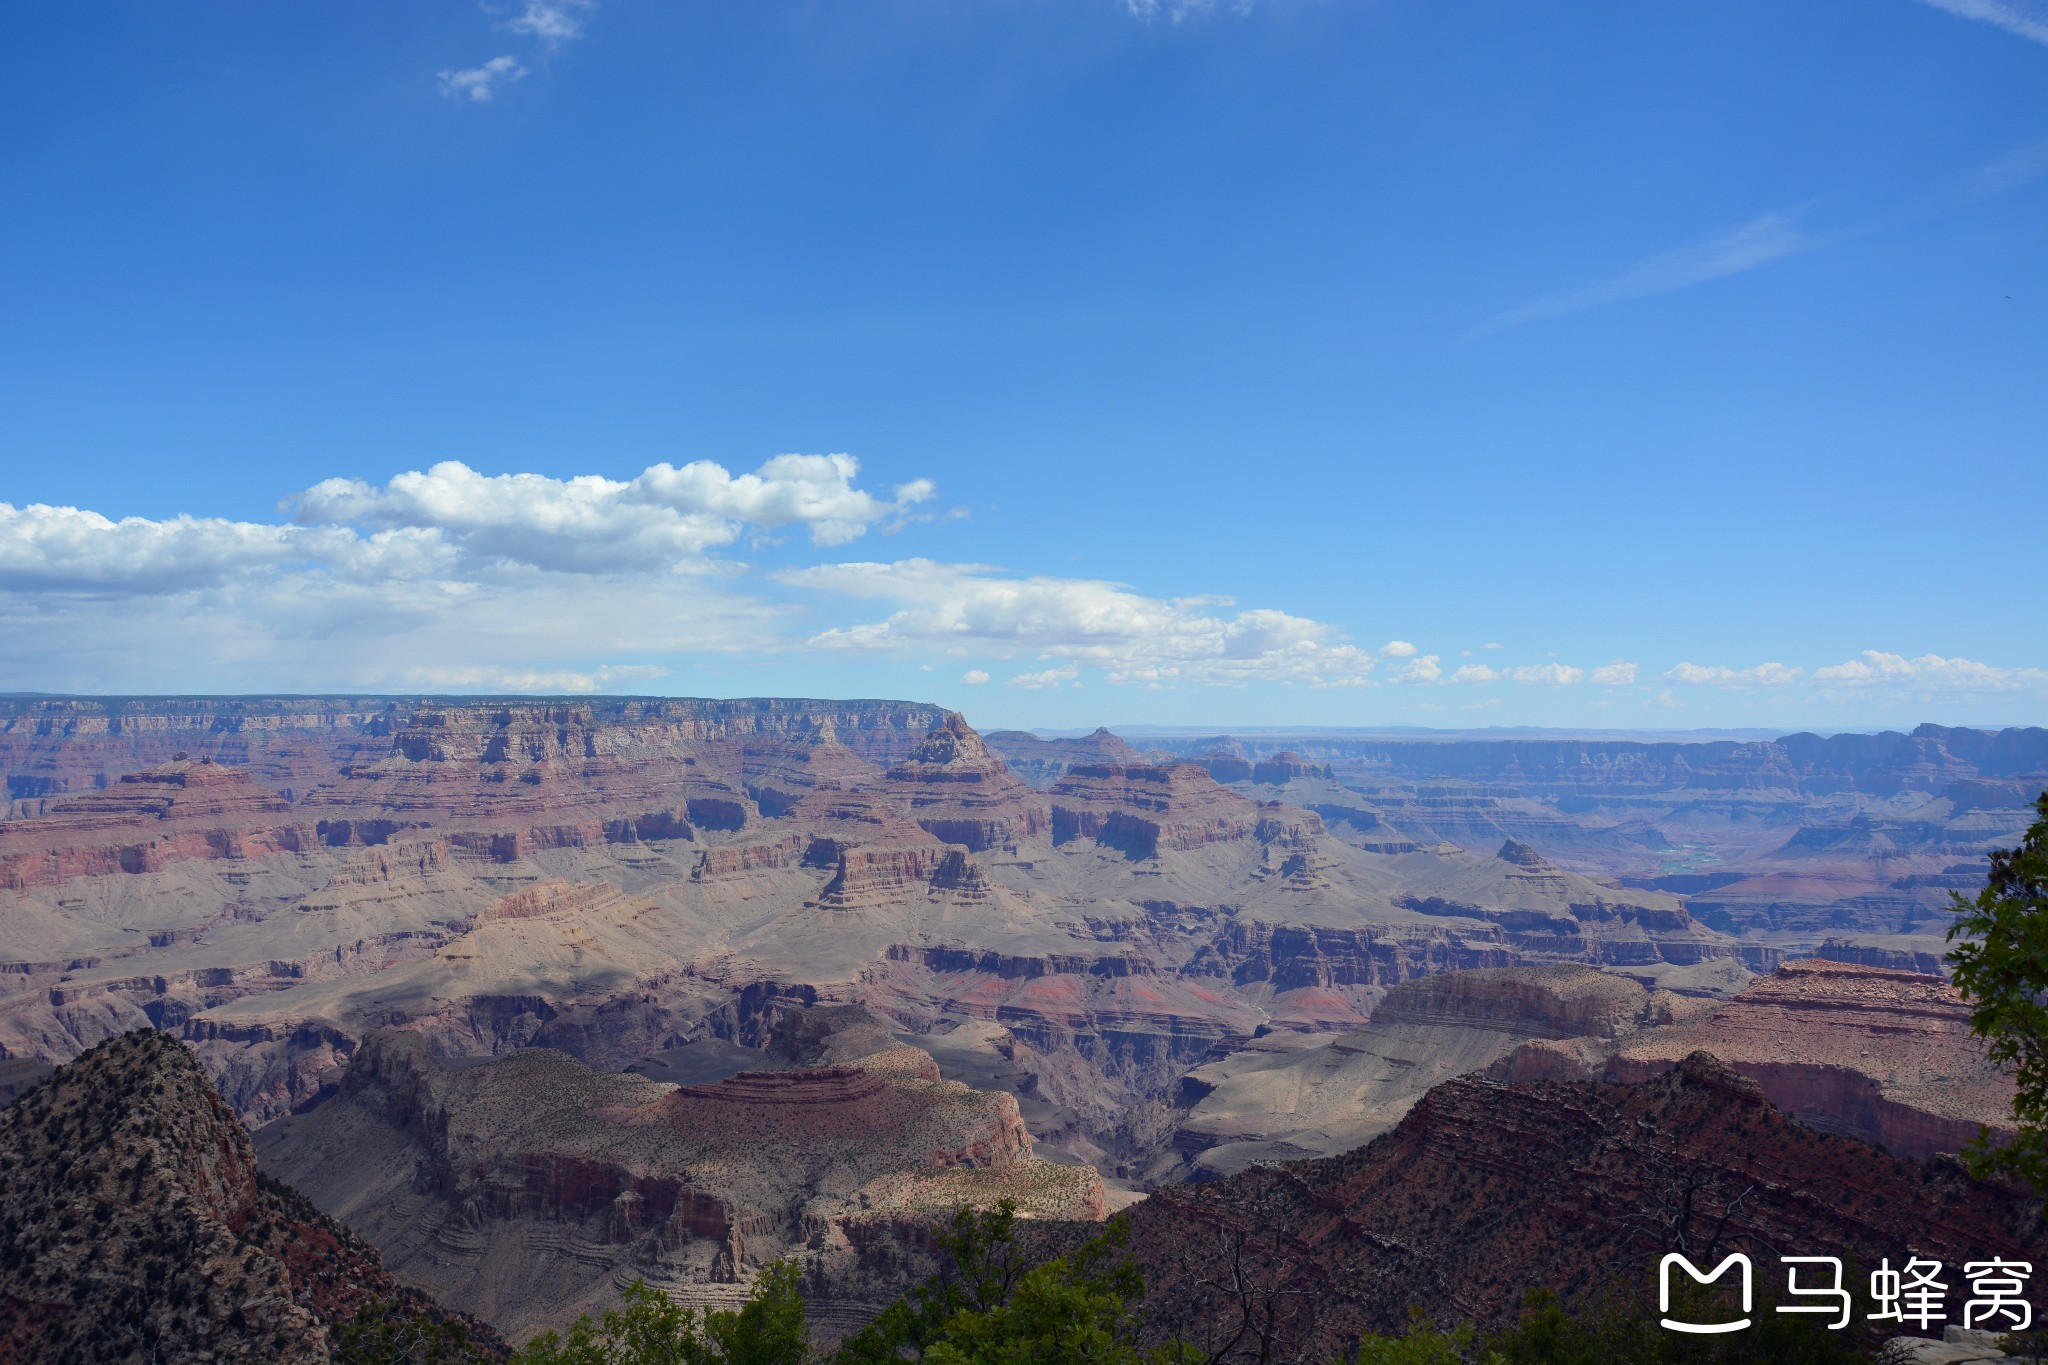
[439,55,526,101]
[0,455,924,693]
[1379,640,1418,658]
[407,663,669,694]
[1590,662,1638,686]
[1662,661,1804,688]
[1813,650,2048,692]
[1505,663,1584,686]
[1450,663,1497,684]
[785,559,1379,689]
[292,455,932,573]
[1388,654,1443,684]
[961,669,991,685]
[1008,665,1081,690]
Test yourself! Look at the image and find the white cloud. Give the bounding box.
[1505,663,1584,686]
[1482,642,1504,650]
[1912,0,2048,48]
[786,559,1379,689]
[961,669,991,685]
[503,0,593,42]
[1379,640,1418,658]
[1590,662,1638,686]
[1813,650,2048,692]
[292,455,931,573]
[1468,211,1814,339]
[1008,665,1081,690]
[1663,661,1804,689]
[1449,663,1497,684]
[439,55,526,102]
[1649,688,1682,709]
[0,502,309,593]
[407,663,668,694]
[1123,0,1251,20]
[1387,654,1442,684]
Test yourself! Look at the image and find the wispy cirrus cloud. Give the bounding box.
[1911,0,2048,48]
[1467,211,1816,339]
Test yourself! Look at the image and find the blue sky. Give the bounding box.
[1,0,2043,732]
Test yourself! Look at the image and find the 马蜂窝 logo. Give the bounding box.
[1657,1255,2033,1334]
[1660,1253,1751,1334]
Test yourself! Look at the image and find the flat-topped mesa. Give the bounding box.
[676,1065,889,1104]
[1048,762,1261,857]
[1251,752,1332,784]
[980,726,1143,789]
[1603,957,2015,1159]
[0,758,309,888]
[183,698,956,854]
[814,838,952,908]
[1370,962,1653,1040]
[880,715,1050,852]
[1394,839,1698,941]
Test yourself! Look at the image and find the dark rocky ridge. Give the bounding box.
[1123,1054,2046,1358]
[0,1029,501,1364]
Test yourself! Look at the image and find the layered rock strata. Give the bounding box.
[1587,959,2015,1159]
[1124,1054,2047,1357]
[256,1006,1104,1341]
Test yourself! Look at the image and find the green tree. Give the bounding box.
[513,1265,809,1365]
[1947,790,2048,1189]
[1347,1309,1491,1365]
[332,1298,501,1364]
[833,1202,1185,1365]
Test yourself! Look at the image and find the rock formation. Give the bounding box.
[1165,964,1707,1178]
[1123,1054,2047,1357]
[1589,959,2014,1159]
[256,1005,1104,1342]
[1,695,2025,1193]
[0,1030,499,1363]
[979,728,1143,789]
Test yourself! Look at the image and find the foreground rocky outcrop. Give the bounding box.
[257,1005,1104,1342]
[1123,1054,2046,1359]
[0,1030,500,1364]
[1501,958,2015,1160]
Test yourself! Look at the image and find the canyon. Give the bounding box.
[0,696,2039,1346]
